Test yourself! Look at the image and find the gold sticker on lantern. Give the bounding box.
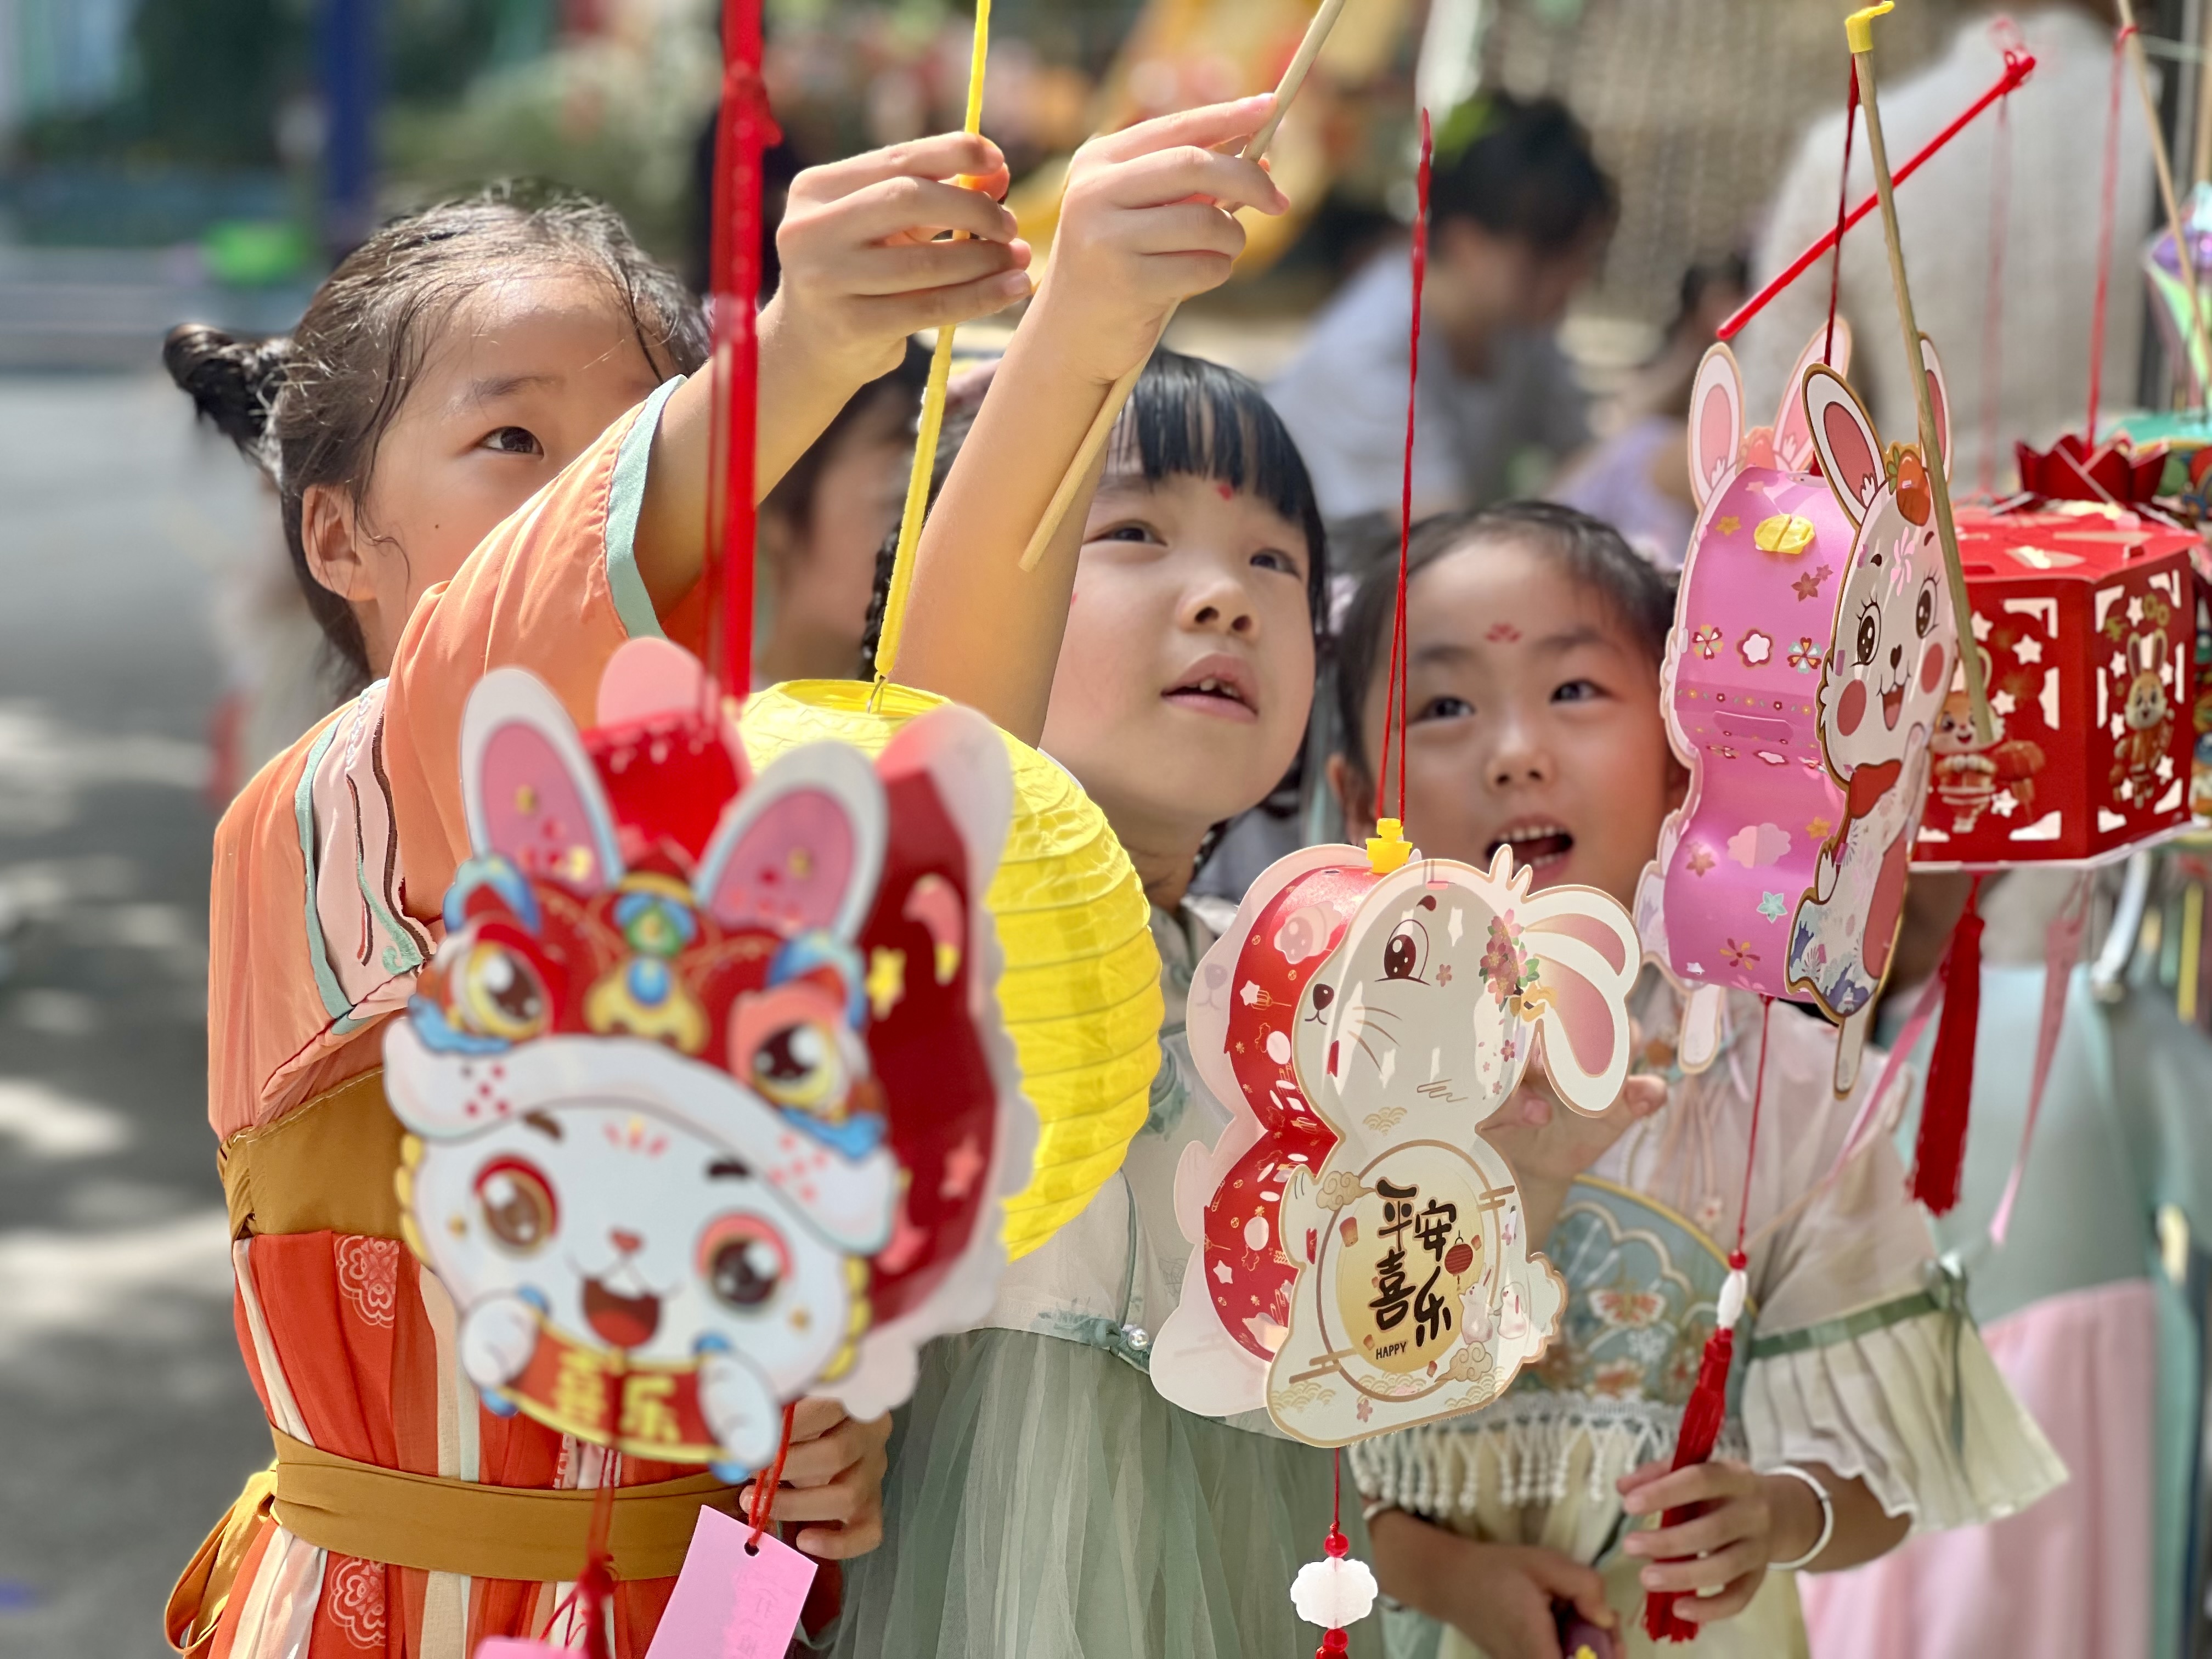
[1753,513,1817,556]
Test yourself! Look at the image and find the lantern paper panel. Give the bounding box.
[1912,505,2197,867]
[1149,845,1641,1446]
[388,640,1033,1477]
[1639,330,1960,1093]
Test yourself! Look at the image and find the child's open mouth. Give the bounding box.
[1163,658,1257,721]
[1485,822,1575,872]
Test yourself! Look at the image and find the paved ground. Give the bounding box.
[0,374,280,1656]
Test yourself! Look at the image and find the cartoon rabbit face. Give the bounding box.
[2126,631,2171,732]
[396,1079,860,1383]
[1803,355,1957,780]
[1933,687,1997,755]
[1291,851,1640,1160]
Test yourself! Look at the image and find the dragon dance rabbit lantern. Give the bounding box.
[387,639,1033,1476]
[1149,843,1641,1445]
[1637,326,1959,1093]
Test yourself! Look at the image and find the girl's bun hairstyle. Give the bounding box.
[163,323,291,471]
[166,185,709,699]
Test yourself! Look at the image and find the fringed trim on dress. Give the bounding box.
[1346,1391,1749,1520]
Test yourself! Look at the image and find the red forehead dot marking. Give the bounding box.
[1485,622,1522,643]
[1216,481,1235,500]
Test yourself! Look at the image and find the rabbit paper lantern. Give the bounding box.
[1149,842,1641,1444]
[738,679,1163,1260]
[388,641,1033,1476]
[1911,503,2198,866]
[1638,328,1959,1091]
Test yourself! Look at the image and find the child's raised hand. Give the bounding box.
[767,132,1033,385]
[733,1396,893,1559]
[1031,94,1291,387]
[1480,1063,1664,1244]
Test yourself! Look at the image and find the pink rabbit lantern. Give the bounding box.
[1637,325,1960,1091]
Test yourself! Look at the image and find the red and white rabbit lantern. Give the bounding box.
[388,640,1031,1478]
[1149,842,1641,1444]
[1637,327,1960,1092]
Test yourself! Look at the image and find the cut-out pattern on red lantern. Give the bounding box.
[1912,505,2198,867]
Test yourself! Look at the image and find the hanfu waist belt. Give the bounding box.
[267,1427,738,1582]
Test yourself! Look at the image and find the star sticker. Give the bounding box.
[1971,611,1993,641]
[1991,789,2018,817]
[1792,564,1831,601]
[2111,714,2127,739]
[1757,891,1788,921]
[874,1203,930,1273]
[1717,515,1741,535]
[1214,1259,1234,1284]
[1806,815,1833,839]
[939,1134,987,1200]
[2128,595,2146,625]
[1688,846,1716,875]
[2013,636,2042,665]
[2112,653,2129,680]
[1992,689,2018,715]
[866,947,907,1019]
[1239,980,1262,1006]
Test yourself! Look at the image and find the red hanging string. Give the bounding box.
[1979,83,2012,496]
[1310,1447,1353,1656]
[702,0,782,708]
[2086,26,2133,445]
[1375,110,1432,829]
[746,1402,800,1549]
[1644,996,1770,1643]
[1718,50,2036,342]
[540,1364,627,1658]
[1823,59,1861,366]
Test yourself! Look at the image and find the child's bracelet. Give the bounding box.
[1764,1464,1835,1571]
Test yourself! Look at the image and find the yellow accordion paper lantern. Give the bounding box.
[740,678,1163,1258]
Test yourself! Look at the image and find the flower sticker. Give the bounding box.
[1756,891,1788,922]
[1792,563,1831,601]
[1690,625,1724,659]
[1721,938,1759,969]
[1737,629,1773,668]
[1788,637,1822,674]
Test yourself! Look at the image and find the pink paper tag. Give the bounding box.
[642,1506,817,1659]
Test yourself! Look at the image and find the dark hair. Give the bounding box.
[764,337,931,542]
[1334,501,1673,788]
[862,346,1330,667]
[166,186,708,697]
[1429,93,1615,257]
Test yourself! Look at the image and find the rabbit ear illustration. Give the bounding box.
[1804,366,1884,527]
[1688,343,1745,510]
[1772,323,1850,472]
[2133,629,2168,675]
[1917,335,1953,482]
[696,742,886,940]
[461,668,624,895]
[1517,889,1639,1115]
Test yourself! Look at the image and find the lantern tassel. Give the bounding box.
[1911,878,1985,1214]
[1641,1253,1746,1643]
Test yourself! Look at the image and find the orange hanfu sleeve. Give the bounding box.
[208,377,692,1139]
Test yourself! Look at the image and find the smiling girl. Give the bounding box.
[167,148,1029,1659]
[1326,503,2062,1659]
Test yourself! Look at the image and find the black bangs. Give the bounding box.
[1113,349,1329,632]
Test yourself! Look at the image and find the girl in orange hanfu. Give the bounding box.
[163,148,1032,1659]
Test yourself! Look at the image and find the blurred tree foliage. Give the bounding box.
[16,0,548,168]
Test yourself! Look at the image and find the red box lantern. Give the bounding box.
[1913,504,2199,867]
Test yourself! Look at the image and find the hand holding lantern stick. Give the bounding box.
[1013,0,1350,573]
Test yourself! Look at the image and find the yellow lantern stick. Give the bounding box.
[1848,3,1993,744]
[875,0,994,681]
[1014,0,1349,573]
